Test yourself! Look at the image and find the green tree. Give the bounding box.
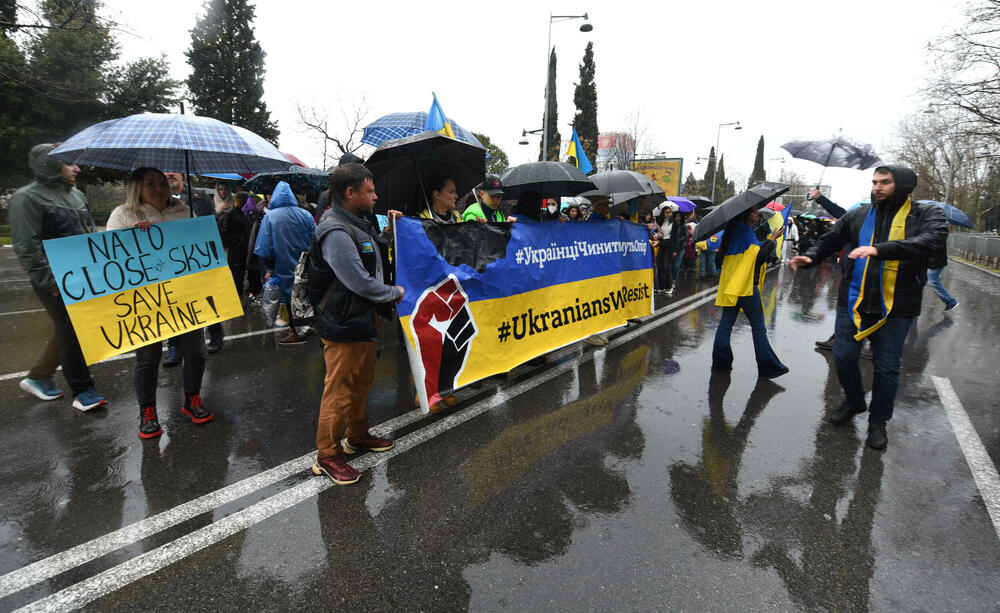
[105,56,180,117]
[572,41,598,168]
[539,47,560,161]
[682,172,701,196]
[748,135,766,186]
[472,131,510,175]
[701,147,716,186]
[715,155,736,201]
[186,0,278,143]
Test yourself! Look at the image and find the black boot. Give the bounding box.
[866,422,888,450]
[139,405,162,439]
[815,334,835,350]
[828,402,866,426]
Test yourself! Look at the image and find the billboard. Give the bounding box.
[633,158,683,197]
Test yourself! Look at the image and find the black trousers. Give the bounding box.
[134,329,206,407]
[28,283,95,395]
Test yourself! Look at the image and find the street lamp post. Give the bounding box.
[768,156,786,181]
[711,120,741,203]
[542,13,593,162]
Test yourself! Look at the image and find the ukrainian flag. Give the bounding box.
[766,205,791,255]
[566,126,594,174]
[425,92,456,139]
[715,222,764,307]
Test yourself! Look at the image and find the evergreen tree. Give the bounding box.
[682,172,701,196]
[572,42,598,168]
[539,48,560,161]
[472,131,510,175]
[715,155,736,201]
[701,147,716,186]
[186,0,278,143]
[748,135,766,186]
[105,56,180,117]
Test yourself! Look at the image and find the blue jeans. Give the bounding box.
[927,267,957,308]
[832,306,913,424]
[671,250,684,278]
[712,288,787,377]
[700,251,717,278]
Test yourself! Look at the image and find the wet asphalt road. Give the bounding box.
[0,246,998,612]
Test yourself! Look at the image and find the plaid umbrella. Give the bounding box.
[50,113,292,174]
[362,112,486,150]
[916,200,974,228]
[244,166,330,194]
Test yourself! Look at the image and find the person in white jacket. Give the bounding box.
[106,168,214,439]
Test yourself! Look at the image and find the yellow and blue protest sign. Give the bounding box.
[43,216,243,364]
[395,217,653,412]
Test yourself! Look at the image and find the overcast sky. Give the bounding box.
[103,0,967,203]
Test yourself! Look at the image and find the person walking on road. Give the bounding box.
[253,181,317,345]
[309,163,404,486]
[10,144,106,410]
[791,166,948,450]
[926,241,959,312]
[711,209,788,379]
[106,168,214,439]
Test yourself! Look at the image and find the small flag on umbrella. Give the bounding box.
[424,92,456,139]
[566,126,594,174]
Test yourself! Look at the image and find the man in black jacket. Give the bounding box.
[790,165,947,450]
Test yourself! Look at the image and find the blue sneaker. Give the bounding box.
[20,378,64,401]
[72,389,107,412]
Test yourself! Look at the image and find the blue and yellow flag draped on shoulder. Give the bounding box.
[424,92,455,139]
[847,199,910,340]
[566,126,594,174]
[715,222,765,307]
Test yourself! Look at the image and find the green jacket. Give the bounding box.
[461,201,505,222]
[10,179,95,293]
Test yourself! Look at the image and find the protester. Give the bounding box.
[565,204,582,221]
[667,210,686,282]
[585,198,610,222]
[317,153,364,219]
[419,175,462,223]
[219,191,253,295]
[243,194,266,299]
[106,167,213,438]
[926,241,959,311]
[213,180,234,214]
[712,209,788,379]
[791,165,948,450]
[683,222,698,273]
[309,163,404,486]
[461,174,512,223]
[654,208,674,295]
[10,144,106,410]
[254,181,317,344]
[783,214,800,261]
[164,172,213,217]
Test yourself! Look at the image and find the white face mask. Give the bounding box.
[547,203,558,214]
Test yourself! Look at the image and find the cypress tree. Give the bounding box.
[572,42,598,168]
[186,0,278,143]
[540,48,560,161]
[702,147,716,186]
[748,135,766,186]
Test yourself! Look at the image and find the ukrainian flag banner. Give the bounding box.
[395,217,653,412]
[43,217,243,365]
[424,92,456,139]
[766,205,791,255]
[566,126,594,174]
[715,222,765,307]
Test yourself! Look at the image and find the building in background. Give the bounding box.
[597,132,635,171]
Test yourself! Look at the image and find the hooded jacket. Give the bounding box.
[9,144,96,293]
[252,181,317,299]
[802,165,948,318]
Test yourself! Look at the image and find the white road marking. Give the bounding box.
[932,376,1000,542]
[4,282,724,609]
[0,309,44,317]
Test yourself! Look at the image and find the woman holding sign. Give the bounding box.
[107,167,213,439]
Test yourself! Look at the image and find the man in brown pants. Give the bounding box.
[309,163,404,485]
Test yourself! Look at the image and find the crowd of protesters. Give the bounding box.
[8,142,952,480]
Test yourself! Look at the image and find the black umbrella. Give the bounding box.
[579,170,646,202]
[364,131,485,216]
[499,161,596,200]
[757,207,777,220]
[693,182,790,243]
[781,133,881,186]
[687,195,714,212]
[244,166,329,194]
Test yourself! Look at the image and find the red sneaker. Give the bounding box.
[312,455,360,485]
[181,394,213,424]
[343,434,395,454]
[139,405,162,439]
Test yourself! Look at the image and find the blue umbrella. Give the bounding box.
[50,112,292,174]
[916,200,974,228]
[362,112,486,151]
[244,166,329,194]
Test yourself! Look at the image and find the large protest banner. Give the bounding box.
[43,216,243,364]
[395,217,653,412]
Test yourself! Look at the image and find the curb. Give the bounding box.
[948,255,1000,280]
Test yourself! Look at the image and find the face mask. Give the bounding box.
[547,203,558,214]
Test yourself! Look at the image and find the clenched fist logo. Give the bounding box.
[410,276,478,405]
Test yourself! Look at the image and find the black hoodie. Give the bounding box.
[802,165,948,318]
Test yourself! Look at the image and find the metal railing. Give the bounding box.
[948,233,1000,270]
